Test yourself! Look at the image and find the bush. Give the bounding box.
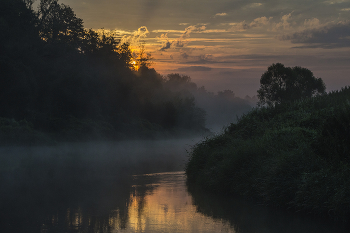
[186,86,350,220]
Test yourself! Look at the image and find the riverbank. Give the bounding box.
[186,86,350,221]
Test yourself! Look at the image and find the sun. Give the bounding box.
[130,60,139,71]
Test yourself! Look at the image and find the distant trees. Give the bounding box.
[257,63,326,106]
[163,74,252,130]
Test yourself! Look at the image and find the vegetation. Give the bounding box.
[0,0,254,144]
[257,63,326,107]
[0,0,210,144]
[163,73,254,131]
[186,84,350,220]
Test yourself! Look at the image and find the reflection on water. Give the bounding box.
[40,172,234,233]
[38,171,349,233]
[127,172,234,232]
[0,141,349,233]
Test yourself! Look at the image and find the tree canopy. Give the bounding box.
[257,63,326,106]
[0,0,211,142]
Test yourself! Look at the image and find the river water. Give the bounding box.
[0,139,348,232]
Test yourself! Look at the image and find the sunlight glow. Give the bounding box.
[131,60,139,71]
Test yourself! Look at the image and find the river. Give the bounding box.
[0,139,348,232]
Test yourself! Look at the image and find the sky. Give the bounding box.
[43,0,350,97]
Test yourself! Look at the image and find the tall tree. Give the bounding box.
[257,63,326,106]
[37,0,84,47]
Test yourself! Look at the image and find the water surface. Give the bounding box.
[0,140,348,232]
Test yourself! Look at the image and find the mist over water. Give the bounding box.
[0,138,199,232]
[0,138,349,233]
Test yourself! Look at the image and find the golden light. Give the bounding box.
[131,60,139,71]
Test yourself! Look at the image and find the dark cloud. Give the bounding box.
[172,40,185,48]
[160,41,171,51]
[181,52,189,59]
[281,21,350,48]
[177,66,212,72]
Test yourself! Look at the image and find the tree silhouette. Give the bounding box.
[0,0,209,141]
[38,0,84,46]
[257,63,326,106]
[135,44,153,69]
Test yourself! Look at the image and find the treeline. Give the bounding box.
[1,0,209,143]
[0,0,253,144]
[163,74,255,131]
[186,86,350,220]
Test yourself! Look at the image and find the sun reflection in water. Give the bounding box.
[125,171,235,233]
[57,172,235,232]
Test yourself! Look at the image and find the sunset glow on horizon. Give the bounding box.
[44,0,350,97]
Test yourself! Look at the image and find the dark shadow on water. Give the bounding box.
[187,184,350,233]
[0,156,134,233]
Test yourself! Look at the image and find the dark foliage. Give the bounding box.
[186,86,350,221]
[257,63,326,106]
[0,0,208,143]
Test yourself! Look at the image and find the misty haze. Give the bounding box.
[1,0,350,232]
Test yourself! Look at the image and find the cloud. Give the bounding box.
[181,25,207,38]
[157,25,207,50]
[214,13,227,17]
[179,54,215,64]
[153,29,185,33]
[181,52,189,59]
[158,33,172,51]
[274,12,293,30]
[324,0,348,4]
[246,3,263,8]
[172,40,186,48]
[303,18,321,29]
[95,29,133,36]
[229,16,272,32]
[121,26,149,44]
[160,41,172,51]
[250,16,272,27]
[177,66,212,72]
[200,29,227,33]
[281,21,350,48]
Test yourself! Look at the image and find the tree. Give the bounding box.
[257,63,326,106]
[134,44,153,69]
[37,0,84,46]
[0,0,38,46]
[118,42,133,68]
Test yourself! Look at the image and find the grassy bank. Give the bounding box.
[186,86,350,220]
